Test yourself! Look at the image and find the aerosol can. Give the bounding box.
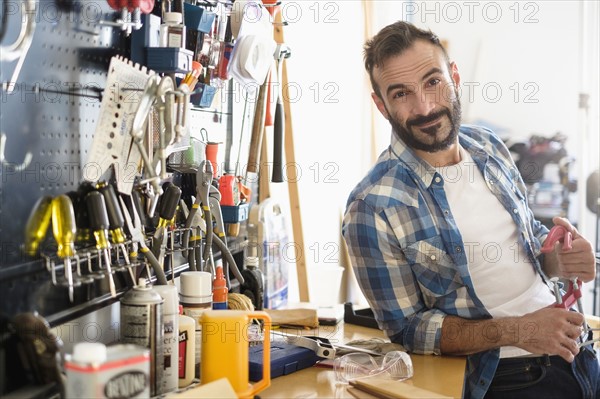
[120,279,164,396]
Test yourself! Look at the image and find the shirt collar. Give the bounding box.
[389,126,489,188]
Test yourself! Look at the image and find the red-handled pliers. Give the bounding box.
[541,225,573,254]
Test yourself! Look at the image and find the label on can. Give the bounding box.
[120,302,164,396]
[65,344,150,399]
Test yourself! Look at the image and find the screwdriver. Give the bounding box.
[151,183,182,270]
[23,196,53,257]
[97,182,132,266]
[51,195,77,302]
[85,191,117,297]
[71,182,96,245]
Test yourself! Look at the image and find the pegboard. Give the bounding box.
[1,0,126,267]
[0,0,238,322]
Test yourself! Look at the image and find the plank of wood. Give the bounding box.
[273,10,309,302]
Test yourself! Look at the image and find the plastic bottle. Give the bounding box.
[179,271,212,378]
[178,305,196,388]
[152,285,179,393]
[212,265,228,309]
[160,12,185,48]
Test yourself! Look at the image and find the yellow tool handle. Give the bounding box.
[51,195,76,259]
[24,196,53,256]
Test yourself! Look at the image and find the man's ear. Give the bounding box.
[371,92,390,120]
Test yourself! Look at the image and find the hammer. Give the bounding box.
[272,43,292,183]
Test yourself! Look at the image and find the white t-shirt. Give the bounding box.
[436,146,555,358]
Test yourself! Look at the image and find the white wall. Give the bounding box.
[264,2,370,304]
[269,1,598,312]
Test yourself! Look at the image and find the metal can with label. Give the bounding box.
[120,280,164,396]
[65,343,149,399]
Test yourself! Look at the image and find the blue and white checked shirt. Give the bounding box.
[342,125,550,399]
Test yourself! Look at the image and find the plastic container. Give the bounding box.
[333,351,413,384]
[179,271,212,378]
[178,305,196,388]
[212,265,228,309]
[160,12,186,48]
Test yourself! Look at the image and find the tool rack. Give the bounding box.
[0,0,249,342]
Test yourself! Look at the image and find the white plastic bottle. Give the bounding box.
[178,305,196,388]
[179,271,212,379]
[160,12,185,48]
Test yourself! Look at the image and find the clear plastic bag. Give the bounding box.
[333,351,413,384]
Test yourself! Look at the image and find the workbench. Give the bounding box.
[261,322,466,398]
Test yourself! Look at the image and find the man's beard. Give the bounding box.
[389,96,462,153]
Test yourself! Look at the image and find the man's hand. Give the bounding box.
[516,306,584,363]
[441,308,585,363]
[543,217,596,282]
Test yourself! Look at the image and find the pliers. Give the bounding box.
[544,225,588,336]
[183,160,213,272]
[119,196,168,285]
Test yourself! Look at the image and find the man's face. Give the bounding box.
[371,40,462,153]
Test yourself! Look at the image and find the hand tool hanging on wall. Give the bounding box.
[151,183,182,270]
[271,44,291,183]
[23,196,53,257]
[246,78,269,176]
[51,195,79,303]
[182,160,212,271]
[120,197,168,285]
[98,183,131,265]
[85,191,118,297]
[98,182,138,284]
[131,74,163,206]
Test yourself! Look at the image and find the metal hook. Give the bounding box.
[0,132,32,171]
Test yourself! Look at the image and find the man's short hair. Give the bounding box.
[364,21,450,98]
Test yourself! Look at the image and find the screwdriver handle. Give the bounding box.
[159,183,182,221]
[85,191,112,252]
[24,196,53,256]
[51,195,76,259]
[98,183,125,230]
[98,182,127,243]
[86,191,110,231]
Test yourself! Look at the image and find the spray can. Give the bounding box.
[120,279,164,396]
[179,271,212,378]
[152,285,179,393]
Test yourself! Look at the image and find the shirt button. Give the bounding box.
[513,208,518,214]
[430,255,436,261]
[435,177,441,183]
[443,210,449,216]
[456,246,462,252]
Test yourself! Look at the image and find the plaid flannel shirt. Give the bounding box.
[342,125,549,399]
